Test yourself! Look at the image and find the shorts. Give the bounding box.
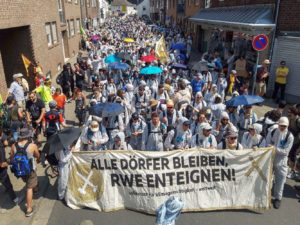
[22,171,38,189]
[255,82,266,95]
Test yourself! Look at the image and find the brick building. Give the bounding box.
[187,0,300,102]
[80,0,100,29]
[0,0,89,98]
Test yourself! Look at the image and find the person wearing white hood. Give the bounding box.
[191,123,217,149]
[164,118,192,150]
[81,120,109,151]
[142,112,167,151]
[204,84,218,106]
[110,132,132,150]
[126,112,146,150]
[266,117,294,209]
[212,111,234,143]
[241,123,266,149]
[217,127,243,150]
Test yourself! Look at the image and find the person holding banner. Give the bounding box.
[142,112,167,151]
[81,120,109,151]
[164,118,192,150]
[266,117,294,209]
[125,112,146,150]
[241,123,266,149]
[217,127,243,150]
[191,123,217,149]
[110,132,132,150]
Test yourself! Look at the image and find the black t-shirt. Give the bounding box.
[0,134,8,171]
[26,98,45,120]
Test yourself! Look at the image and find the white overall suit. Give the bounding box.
[266,128,294,200]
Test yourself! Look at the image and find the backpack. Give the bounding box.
[147,123,165,135]
[195,134,213,147]
[45,110,60,137]
[11,142,32,178]
[271,129,290,146]
[56,72,63,85]
[28,101,41,120]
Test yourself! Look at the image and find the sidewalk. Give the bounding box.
[0,54,80,225]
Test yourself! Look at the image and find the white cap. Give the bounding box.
[126,84,134,91]
[221,111,229,119]
[172,69,176,74]
[195,92,203,97]
[196,73,203,79]
[231,70,237,74]
[13,73,23,79]
[202,123,212,130]
[252,123,263,134]
[278,116,289,126]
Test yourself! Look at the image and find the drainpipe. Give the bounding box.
[269,0,281,62]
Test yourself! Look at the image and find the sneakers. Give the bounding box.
[273,199,281,209]
[25,208,34,217]
[287,170,296,179]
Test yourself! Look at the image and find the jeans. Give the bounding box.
[0,169,17,201]
[272,82,286,101]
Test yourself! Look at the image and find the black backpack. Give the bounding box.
[45,110,60,137]
[270,129,291,146]
[56,72,63,85]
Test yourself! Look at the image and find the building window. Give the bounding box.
[195,0,200,6]
[45,22,58,47]
[91,0,96,7]
[67,0,71,2]
[80,0,84,6]
[205,0,211,8]
[76,19,80,33]
[74,0,78,4]
[69,19,75,36]
[87,0,90,7]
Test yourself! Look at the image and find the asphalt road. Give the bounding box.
[47,180,300,225]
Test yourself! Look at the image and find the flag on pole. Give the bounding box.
[21,54,32,76]
[80,26,87,39]
[155,36,169,64]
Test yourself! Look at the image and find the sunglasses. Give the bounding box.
[167,106,174,109]
[229,137,237,140]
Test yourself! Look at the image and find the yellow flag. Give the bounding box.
[21,54,32,76]
[155,36,169,64]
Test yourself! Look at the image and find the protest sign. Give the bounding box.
[66,148,274,213]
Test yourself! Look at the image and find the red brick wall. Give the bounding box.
[277,0,300,31]
[0,0,83,92]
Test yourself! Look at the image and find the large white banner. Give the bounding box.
[66,148,274,213]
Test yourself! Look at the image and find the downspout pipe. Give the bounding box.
[269,0,281,61]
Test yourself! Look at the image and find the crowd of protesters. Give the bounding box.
[0,15,300,217]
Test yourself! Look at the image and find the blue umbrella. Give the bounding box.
[156,196,184,225]
[226,95,264,107]
[171,43,186,50]
[172,63,188,70]
[104,54,121,64]
[140,66,162,75]
[89,103,124,117]
[177,53,187,61]
[108,62,130,70]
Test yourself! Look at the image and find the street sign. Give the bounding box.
[252,34,269,51]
